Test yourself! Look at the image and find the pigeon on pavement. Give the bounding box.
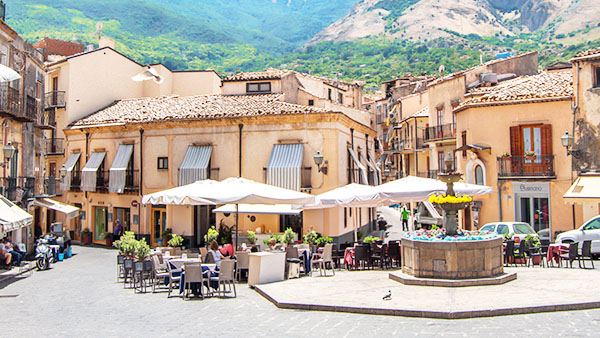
[383,290,392,300]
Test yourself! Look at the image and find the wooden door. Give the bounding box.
[151,207,167,247]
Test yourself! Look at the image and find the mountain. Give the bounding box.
[310,0,600,44]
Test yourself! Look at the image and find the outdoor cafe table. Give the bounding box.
[168,259,218,295]
[547,243,569,265]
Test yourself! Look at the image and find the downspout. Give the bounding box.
[350,128,354,148]
[84,132,89,200]
[238,124,243,177]
[571,61,580,229]
[139,128,144,238]
[497,181,503,222]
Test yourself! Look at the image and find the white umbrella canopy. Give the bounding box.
[0,64,21,82]
[142,179,219,205]
[303,183,386,209]
[376,176,493,202]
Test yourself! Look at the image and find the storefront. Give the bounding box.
[512,182,550,233]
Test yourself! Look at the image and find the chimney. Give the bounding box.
[85,45,94,52]
[99,37,116,49]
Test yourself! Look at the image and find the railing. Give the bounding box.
[424,124,455,142]
[46,138,64,154]
[395,137,427,151]
[0,83,20,116]
[301,167,312,190]
[38,109,56,128]
[44,91,66,109]
[124,169,140,194]
[96,170,110,193]
[25,95,37,120]
[497,155,555,178]
[376,113,385,125]
[70,173,81,192]
[427,170,439,179]
[43,176,60,196]
[1,176,36,202]
[0,1,6,21]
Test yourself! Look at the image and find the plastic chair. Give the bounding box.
[166,261,182,298]
[211,259,236,298]
[235,251,249,281]
[559,242,579,268]
[579,240,594,269]
[285,246,305,274]
[183,262,205,299]
[310,243,335,276]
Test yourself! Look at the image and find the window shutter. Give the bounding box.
[509,126,522,156]
[541,124,552,156]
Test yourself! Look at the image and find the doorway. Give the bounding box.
[114,207,131,232]
[73,203,82,240]
[151,206,167,247]
[194,205,215,248]
[94,207,108,242]
[518,197,549,233]
[279,214,303,241]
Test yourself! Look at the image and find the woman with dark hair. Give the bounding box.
[208,240,225,269]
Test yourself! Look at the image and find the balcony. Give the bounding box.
[37,109,56,129]
[44,91,66,109]
[43,177,61,196]
[70,174,81,192]
[95,170,110,193]
[497,155,555,178]
[394,137,427,152]
[46,138,64,155]
[123,169,140,194]
[427,170,439,179]
[0,83,20,117]
[424,124,455,142]
[25,95,38,121]
[1,176,36,203]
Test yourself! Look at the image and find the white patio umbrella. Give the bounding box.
[376,176,493,202]
[0,196,33,234]
[142,177,315,247]
[0,64,21,83]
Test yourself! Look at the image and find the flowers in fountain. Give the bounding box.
[403,226,497,242]
[428,194,473,204]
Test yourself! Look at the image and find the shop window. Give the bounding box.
[157,157,168,170]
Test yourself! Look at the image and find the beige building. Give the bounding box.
[0,16,46,250]
[454,70,576,237]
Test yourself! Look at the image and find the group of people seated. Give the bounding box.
[0,237,24,269]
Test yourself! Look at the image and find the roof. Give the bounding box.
[33,38,84,60]
[395,106,429,128]
[546,61,571,71]
[222,68,291,82]
[572,48,600,61]
[69,94,333,128]
[455,71,573,112]
[429,51,538,87]
[381,75,437,85]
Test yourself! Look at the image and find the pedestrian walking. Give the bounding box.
[401,206,409,232]
[377,216,387,239]
[113,220,123,240]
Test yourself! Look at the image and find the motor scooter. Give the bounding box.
[35,236,54,270]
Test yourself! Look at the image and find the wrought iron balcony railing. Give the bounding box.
[44,91,66,109]
[424,123,455,142]
[497,155,555,178]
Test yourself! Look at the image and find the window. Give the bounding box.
[344,208,347,228]
[308,99,314,106]
[496,224,509,235]
[436,107,444,126]
[437,152,444,171]
[157,157,168,170]
[338,92,343,104]
[513,223,537,235]
[480,224,495,233]
[246,82,271,93]
[595,65,600,88]
[328,88,332,100]
[474,164,484,185]
[461,131,467,158]
[583,218,600,230]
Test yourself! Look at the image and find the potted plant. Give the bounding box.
[81,228,92,245]
[363,236,380,244]
[356,230,365,242]
[282,228,297,246]
[104,233,114,248]
[135,238,151,261]
[115,231,137,257]
[247,230,257,245]
[204,226,219,245]
[316,236,333,247]
[524,234,542,265]
[262,233,282,246]
[501,152,510,158]
[524,151,536,161]
[303,228,318,245]
[161,228,173,244]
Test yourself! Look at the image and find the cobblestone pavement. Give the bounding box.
[2,246,600,337]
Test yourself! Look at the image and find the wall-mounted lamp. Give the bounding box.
[3,141,15,160]
[59,166,67,178]
[561,131,581,159]
[313,151,328,175]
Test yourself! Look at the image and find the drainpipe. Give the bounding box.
[350,128,354,148]
[238,124,243,177]
[139,129,144,196]
[570,62,580,230]
[497,181,503,222]
[84,132,89,199]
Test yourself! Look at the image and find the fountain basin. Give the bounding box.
[401,236,503,279]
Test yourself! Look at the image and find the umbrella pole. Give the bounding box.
[235,204,239,249]
[354,207,358,242]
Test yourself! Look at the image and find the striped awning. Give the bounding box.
[178,145,212,186]
[109,144,133,193]
[267,143,303,191]
[60,153,80,191]
[82,152,106,192]
[348,147,368,185]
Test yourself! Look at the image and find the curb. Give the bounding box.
[253,286,600,319]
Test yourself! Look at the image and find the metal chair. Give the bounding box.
[117,255,125,281]
[353,244,370,270]
[123,258,134,288]
[387,241,401,268]
[183,262,205,299]
[369,242,384,269]
[211,259,236,298]
[559,242,579,268]
[579,240,594,269]
[504,240,516,267]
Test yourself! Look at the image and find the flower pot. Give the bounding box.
[525,155,536,161]
[82,233,92,245]
[106,237,113,248]
[532,254,542,265]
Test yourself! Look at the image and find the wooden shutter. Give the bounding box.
[509,126,522,156]
[540,124,552,156]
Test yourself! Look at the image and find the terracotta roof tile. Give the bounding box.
[70,94,332,127]
[573,48,600,59]
[223,69,291,81]
[457,71,572,111]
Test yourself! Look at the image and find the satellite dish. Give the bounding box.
[95,22,103,39]
[132,66,164,84]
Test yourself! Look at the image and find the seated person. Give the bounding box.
[0,239,12,268]
[207,240,225,269]
[268,238,278,251]
[4,237,22,266]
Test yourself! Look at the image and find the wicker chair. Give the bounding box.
[310,244,335,276]
[235,251,250,281]
[579,240,594,269]
[210,259,236,298]
[183,262,205,299]
[166,260,182,298]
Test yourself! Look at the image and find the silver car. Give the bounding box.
[556,216,600,254]
[479,222,539,243]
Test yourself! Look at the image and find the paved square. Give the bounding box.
[1,246,600,337]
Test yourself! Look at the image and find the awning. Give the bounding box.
[212,204,301,215]
[109,144,134,193]
[348,147,368,185]
[368,152,382,185]
[179,145,212,186]
[454,144,491,153]
[266,143,303,191]
[32,198,79,220]
[360,152,377,186]
[0,196,32,233]
[564,175,600,203]
[82,152,106,191]
[60,153,80,191]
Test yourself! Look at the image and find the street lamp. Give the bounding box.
[59,166,67,179]
[3,142,15,161]
[313,151,328,174]
[444,152,454,173]
[561,131,581,158]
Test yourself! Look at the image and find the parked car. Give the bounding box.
[537,228,551,242]
[556,216,600,254]
[479,222,539,243]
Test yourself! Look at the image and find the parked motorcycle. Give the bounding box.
[35,236,54,271]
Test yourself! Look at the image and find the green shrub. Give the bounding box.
[168,234,184,247]
[303,229,318,245]
[135,238,151,261]
[364,236,380,244]
[247,230,257,244]
[204,226,218,243]
[357,230,365,241]
[282,228,297,244]
[263,233,282,246]
[316,236,333,247]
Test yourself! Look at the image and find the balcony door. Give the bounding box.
[510,124,552,175]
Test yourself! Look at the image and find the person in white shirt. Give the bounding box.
[0,239,12,267]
